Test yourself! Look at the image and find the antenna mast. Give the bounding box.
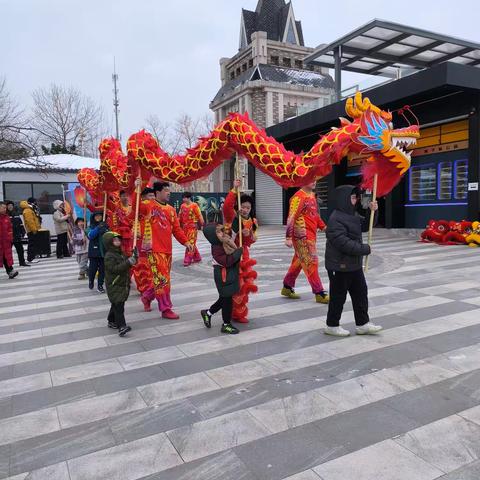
[112,58,120,140]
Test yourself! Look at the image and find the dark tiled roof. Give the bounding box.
[211,64,334,105]
[258,64,334,88]
[295,20,304,45]
[241,0,305,47]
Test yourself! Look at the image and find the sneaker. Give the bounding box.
[108,322,118,329]
[8,270,19,279]
[141,296,152,312]
[315,291,330,304]
[162,309,180,320]
[356,322,383,335]
[118,325,132,337]
[78,274,86,280]
[281,286,301,299]
[28,259,40,264]
[221,323,239,334]
[97,286,105,294]
[201,309,211,328]
[89,282,94,290]
[233,317,249,324]
[19,263,31,267]
[324,326,350,337]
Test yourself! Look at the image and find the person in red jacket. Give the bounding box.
[223,179,258,323]
[281,181,329,304]
[111,191,134,256]
[134,180,193,319]
[0,201,19,279]
[179,192,204,266]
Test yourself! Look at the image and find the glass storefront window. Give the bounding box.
[3,183,32,207]
[455,160,468,200]
[438,162,452,200]
[409,165,436,201]
[32,183,64,214]
[3,182,65,214]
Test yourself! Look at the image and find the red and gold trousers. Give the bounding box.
[183,226,201,266]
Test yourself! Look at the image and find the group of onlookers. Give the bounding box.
[0,197,78,280]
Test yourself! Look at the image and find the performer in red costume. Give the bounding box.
[179,192,204,266]
[134,180,193,319]
[111,190,134,256]
[131,188,155,309]
[282,181,329,304]
[223,179,258,323]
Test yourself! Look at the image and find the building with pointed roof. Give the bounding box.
[210,0,335,224]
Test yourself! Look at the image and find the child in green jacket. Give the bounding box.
[103,231,138,337]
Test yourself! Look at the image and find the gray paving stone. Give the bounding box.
[160,352,234,378]
[92,365,167,396]
[0,445,9,479]
[8,420,115,476]
[108,399,203,444]
[234,422,347,480]
[439,459,480,479]
[384,383,478,425]
[139,450,257,480]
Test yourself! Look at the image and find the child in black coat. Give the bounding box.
[201,224,243,334]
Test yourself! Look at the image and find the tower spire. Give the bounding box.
[112,57,120,140]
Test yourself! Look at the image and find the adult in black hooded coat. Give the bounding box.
[5,201,28,267]
[324,185,382,337]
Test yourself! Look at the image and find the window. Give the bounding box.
[295,59,303,69]
[242,63,247,72]
[455,160,468,199]
[236,67,241,76]
[283,57,292,67]
[271,55,279,65]
[438,162,452,200]
[409,165,436,201]
[230,71,235,80]
[286,18,297,45]
[3,182,65,214]
[248,59,253,68]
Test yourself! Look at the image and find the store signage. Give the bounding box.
[468,182,478,191]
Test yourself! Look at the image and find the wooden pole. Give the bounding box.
[102,192,108,222]
[364,173,378,272]
[83,188,87,222]
[235,153,243,247]
[132,178,141,249]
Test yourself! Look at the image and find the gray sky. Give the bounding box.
[1,0,479,144]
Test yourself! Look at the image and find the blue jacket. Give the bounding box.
[87,221,109,258]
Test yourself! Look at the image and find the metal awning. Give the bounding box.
[304,19,480,99]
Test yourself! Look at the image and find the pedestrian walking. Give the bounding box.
[20,198,42,263]
[72,217,89,279]
[201,223,243,334]
[0,201,18,279]
[53,200,71,259]
[5,200,29,267]
[324,185,382,337]
[103,231,137,337]
[87,211,109,293]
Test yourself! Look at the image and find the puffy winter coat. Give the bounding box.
[325,185,375,272]
[103,232,131,304]
[204,224,242,297]
[20,201,41,234]
[87,213,109,258]
[8,208,26,242]
[0,213,14,266]
[52,200,70,235]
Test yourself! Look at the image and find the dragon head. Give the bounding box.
[347,93,420,175]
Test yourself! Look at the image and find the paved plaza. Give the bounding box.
[1,228,480,479]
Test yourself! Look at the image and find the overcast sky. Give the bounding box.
[1,0,479,143]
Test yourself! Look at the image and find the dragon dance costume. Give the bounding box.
[111,203,134,256]
[223,189,258,323]
[136,199,189,315]
[179,202,204,266]
[283,189,328,301]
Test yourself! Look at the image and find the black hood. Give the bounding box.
[90,211,103,227]
[203,224,222,246]
[333,185,359,215]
